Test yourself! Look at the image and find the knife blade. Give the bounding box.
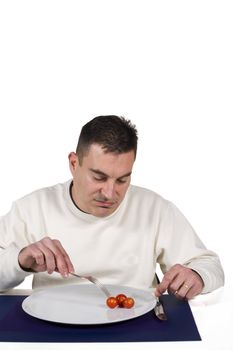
[154,297,167,321]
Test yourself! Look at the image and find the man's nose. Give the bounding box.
[101,181,115,199]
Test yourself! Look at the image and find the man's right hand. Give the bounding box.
[18,237,74,277]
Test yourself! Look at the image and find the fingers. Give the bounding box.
[32,241,56,274]
[18,237,74,277]
[155,264,204,300]
[155,264,181,297]
[52,239,75,275]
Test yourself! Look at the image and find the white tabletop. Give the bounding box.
[1,285,232,350]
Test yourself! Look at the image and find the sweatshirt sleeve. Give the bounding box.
[156,201,225,294]
[0,203,32,291]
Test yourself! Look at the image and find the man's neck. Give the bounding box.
[69,181,89,214]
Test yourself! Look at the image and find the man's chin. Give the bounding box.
[92,205,116,218]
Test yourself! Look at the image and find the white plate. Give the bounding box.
[22,284,156,325]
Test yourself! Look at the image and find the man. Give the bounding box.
[0,115,224,299]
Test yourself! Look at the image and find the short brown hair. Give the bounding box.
[76,115,138,164]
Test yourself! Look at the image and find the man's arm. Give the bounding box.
[0,243,31,291]
[0,202,74,291]
[0,237,74,292]
[155,201,224,299]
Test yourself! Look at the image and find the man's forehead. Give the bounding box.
[85,144,135,160]
[80,144,134,177]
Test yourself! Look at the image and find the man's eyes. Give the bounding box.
[93,177,127,184]
[117,179,127,184]
[94,177,107,182]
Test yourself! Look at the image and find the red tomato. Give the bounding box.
[116,294,127,307]
[106,297,118,309]
[122,297,135,309]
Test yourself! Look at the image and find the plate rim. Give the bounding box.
[22,283,156,325]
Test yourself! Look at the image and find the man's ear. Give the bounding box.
[68,152,79,173]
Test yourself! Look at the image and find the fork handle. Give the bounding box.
[70,272,111,298]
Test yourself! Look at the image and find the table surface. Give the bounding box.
[1,285,232,350]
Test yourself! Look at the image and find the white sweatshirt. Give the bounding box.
[0,180,224,292]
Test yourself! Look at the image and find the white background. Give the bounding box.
[0,0,232,294]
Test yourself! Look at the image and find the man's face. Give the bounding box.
[69,143,135,217]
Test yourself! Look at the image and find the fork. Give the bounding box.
[70,272,111,297]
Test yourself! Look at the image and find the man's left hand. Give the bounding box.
[155,264,204,300]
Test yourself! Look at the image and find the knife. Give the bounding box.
[154,297,167,321]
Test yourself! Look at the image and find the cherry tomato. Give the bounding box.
[106,296,118,309]
[116,294,127,307]
[122,297,135,309]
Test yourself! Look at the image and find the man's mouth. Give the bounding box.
[94,199,116,207]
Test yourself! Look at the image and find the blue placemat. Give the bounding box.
[0,294,201,342]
